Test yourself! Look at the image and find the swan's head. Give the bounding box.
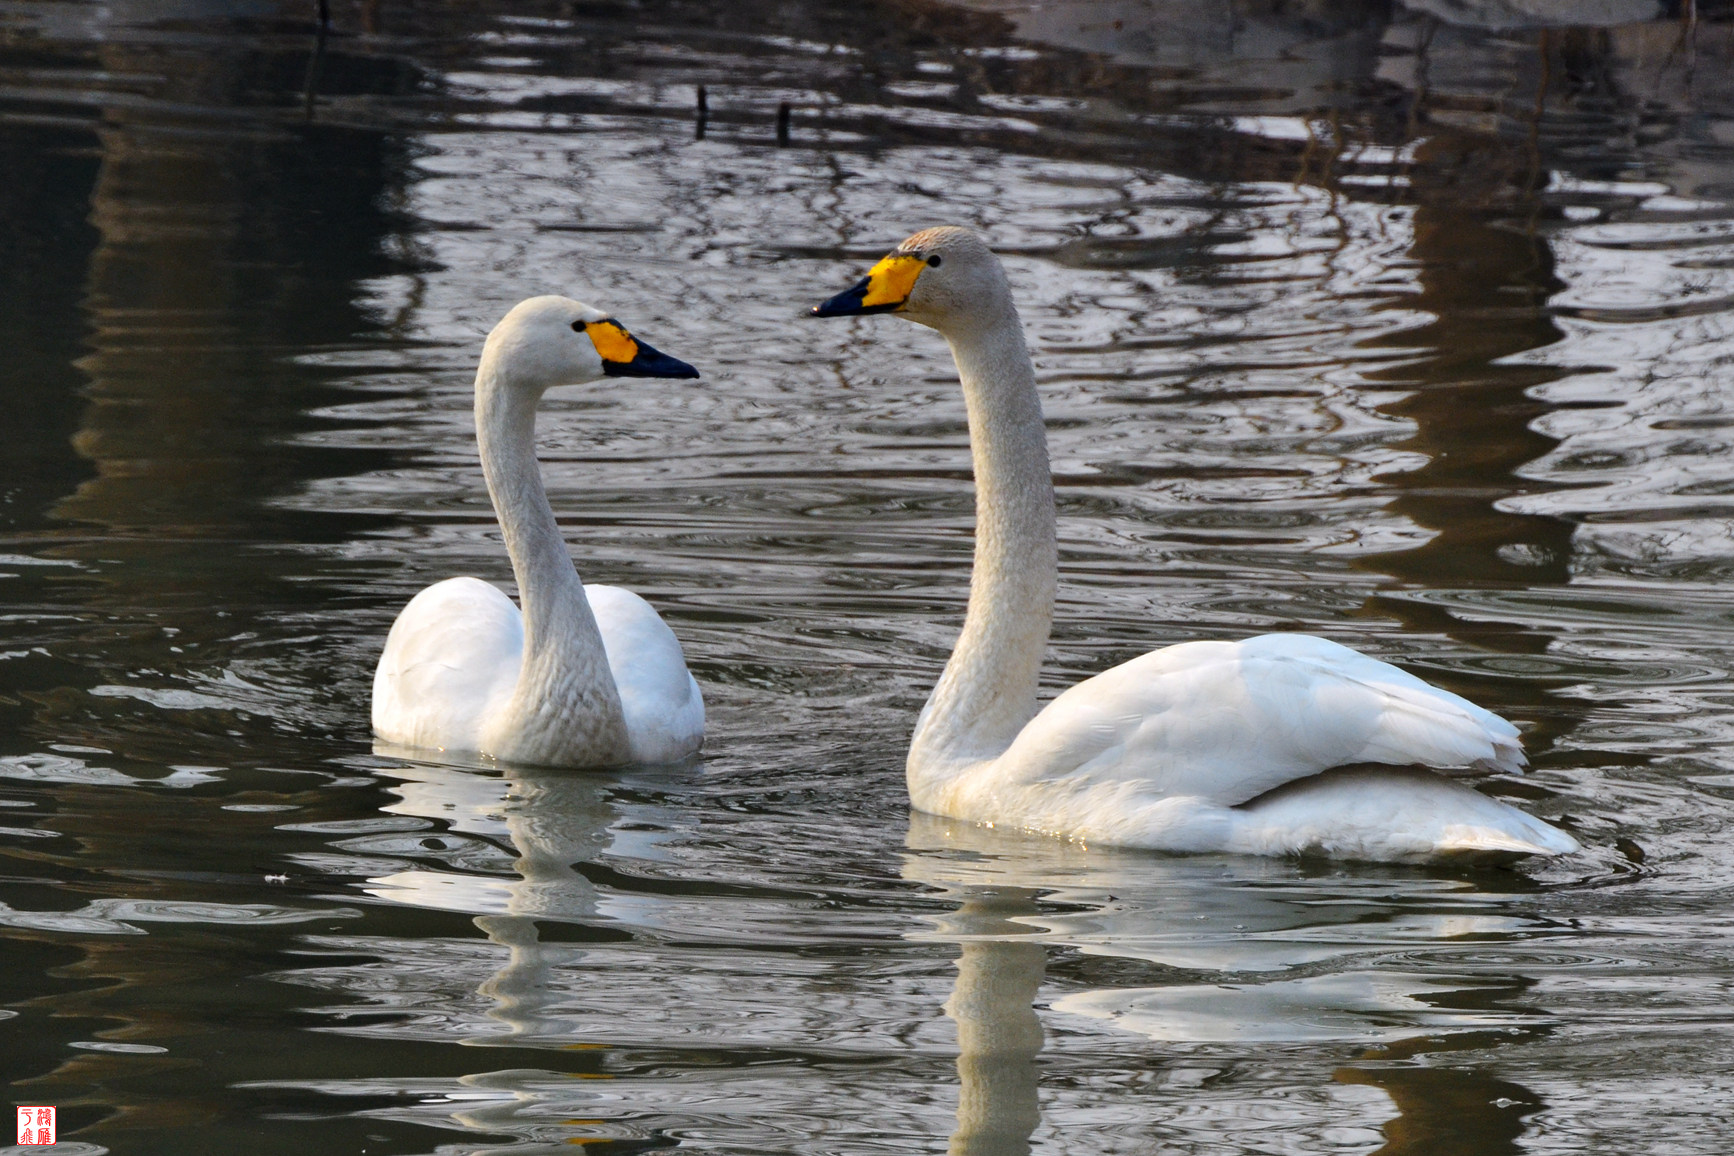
[811,226,1007,331]
[482,295,699,392]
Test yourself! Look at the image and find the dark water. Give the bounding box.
[3,1,1734,1150]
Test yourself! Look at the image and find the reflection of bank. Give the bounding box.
[904,811,1554,1152]
[939,0,1391,114]
[45,11,424,542]
[1,14,436,761]
[0,13,436,829]
[0,125,100,533]
[62,113,413,539]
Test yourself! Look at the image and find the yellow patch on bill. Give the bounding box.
[861,253,926,309]
[586,320,639,364]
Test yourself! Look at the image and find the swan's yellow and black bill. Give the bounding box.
[811,252,927,317]
[587,319,700,379]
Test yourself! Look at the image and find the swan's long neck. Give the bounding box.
[474,360,628,764]
[909,304,1057,783]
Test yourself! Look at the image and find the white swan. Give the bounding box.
[372,296,704,767]
[813,227,1577,863]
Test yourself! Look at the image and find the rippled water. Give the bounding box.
[4,1,1734,1151]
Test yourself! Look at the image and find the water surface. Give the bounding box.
[3,1,1734,1151]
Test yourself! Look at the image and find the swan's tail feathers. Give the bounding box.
[1435,820,1580,862]
[1229,765,1579,864]
[1476,730,1528,776]
[1352,679,1528,776]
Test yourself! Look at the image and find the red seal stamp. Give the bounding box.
[16,1106,55,1145]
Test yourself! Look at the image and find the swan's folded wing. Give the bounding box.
[372,576,523,750]
[996,633,1524,807]
[585,583,704,763]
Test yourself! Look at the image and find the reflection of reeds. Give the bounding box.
[1356,198,1576,592]
[1336,1029,1543,1156]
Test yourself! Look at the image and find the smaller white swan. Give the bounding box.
[373,296,704,768]
[814,227,1577,863]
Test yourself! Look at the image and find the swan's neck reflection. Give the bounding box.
[476,768,611,1042]
[372,761,615,1045]
[904,814,1559,1151]
[942,890,1046,1156]
[473,912,552,1041]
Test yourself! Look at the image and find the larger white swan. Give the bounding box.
[372,296,704,767]
[814,227,1577,863]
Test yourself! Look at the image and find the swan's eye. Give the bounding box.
[926,254,942,267]
[571,320,585,333]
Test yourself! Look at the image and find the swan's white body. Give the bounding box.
[815,228,1576,863]
[372,296,703,767]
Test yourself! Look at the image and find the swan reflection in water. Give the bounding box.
[362,754,624,1047]
[903,812,1555,1154]
[345,758,1554,1151]
[928,884,1046,1156]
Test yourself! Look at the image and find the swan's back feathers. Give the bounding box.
[372,576,523,752]
[989,633,1525,811]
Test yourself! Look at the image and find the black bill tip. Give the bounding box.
[811,276,901,318]
[603,339,700,379]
